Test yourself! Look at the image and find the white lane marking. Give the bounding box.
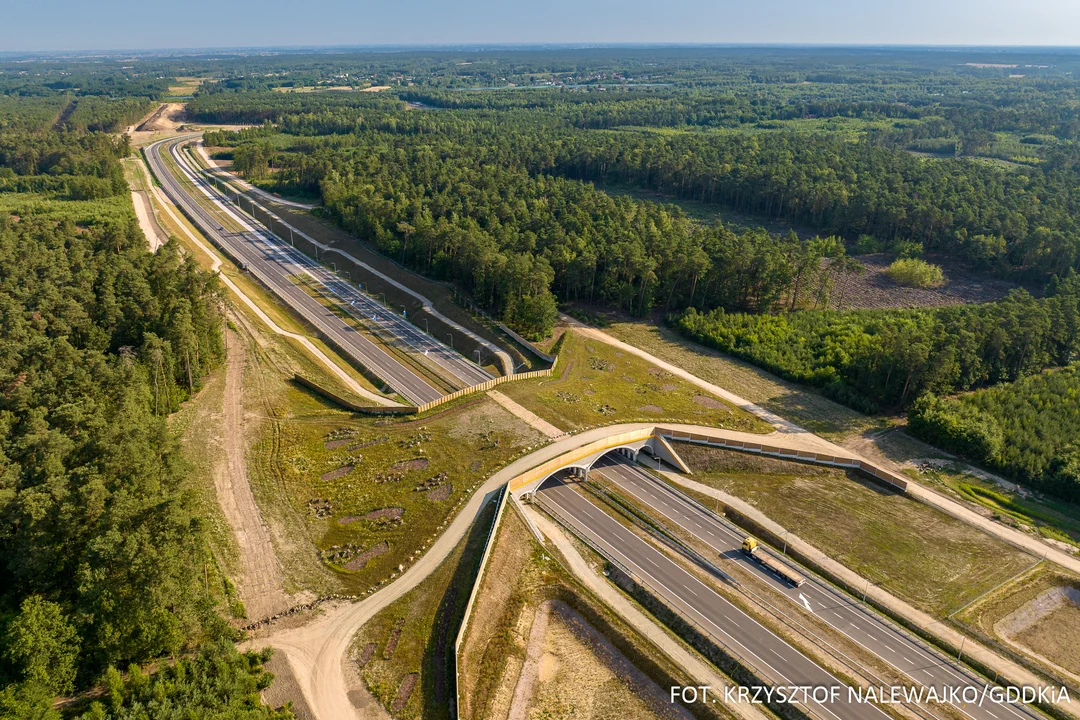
[799,593,814,613]
[683,584,699,597]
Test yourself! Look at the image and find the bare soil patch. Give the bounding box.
[390,673,418,711]
[960,566,1080,682]
[519,599,690,720]
[324,438,353,450]
[427,483,453,502]
[638,404,664,414]
[211,330,295,620]
[383,617,406,660]
[390,457,428,472]
[363,507,405,521]
[356,643,377,668]
[1012,598,1080,676]
[344,541,389,571]
[320,465,353,482]
[830,253,1022,310]
[136,102,186,132]
[261,653,315,720]
[692,394,724,409]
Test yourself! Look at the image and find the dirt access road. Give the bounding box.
[245,320,1080,719]
[217,330,299,620]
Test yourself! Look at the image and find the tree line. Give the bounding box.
[673,273,1080,413]
[909,366,1080,502]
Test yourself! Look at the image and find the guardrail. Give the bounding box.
[531,492,831,720]
[451,485,509,720]
[588,474,946,720]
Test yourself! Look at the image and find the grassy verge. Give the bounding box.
[676,444,1036,616]
[600,320,883,440]
[352,497,496,719]
[916,466,1080,550]
[956,564,1080,682]
[499,328,770,433]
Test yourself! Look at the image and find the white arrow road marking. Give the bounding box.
[799,593,814,613]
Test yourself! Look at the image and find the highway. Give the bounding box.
[146,137,490,403]
[536,472,891,720]
[166,139,495,392]
[591,456,1042,720]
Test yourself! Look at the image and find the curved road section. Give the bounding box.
[146,137,448,404]
[185,140,495,389]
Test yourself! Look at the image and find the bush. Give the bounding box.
[885,258,946,288]
[908,394,1003,462]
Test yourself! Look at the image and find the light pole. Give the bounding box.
[476,349,482,365]
[448,333,453,350]
[424,318,429,333]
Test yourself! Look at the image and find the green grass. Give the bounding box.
[678,444,1037,616]
[247,380,549,595]
[353,497,496,719]
[500,328,771,434]
[922,467,1080,549]
[600,320,882,439]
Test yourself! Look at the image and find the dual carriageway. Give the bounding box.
[533,452,1044,720]
[145,133,1048,720]
[145,136,492,405]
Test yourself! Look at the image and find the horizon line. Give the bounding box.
[5,41,1080,59]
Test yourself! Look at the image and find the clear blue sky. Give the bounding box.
[5,0,1080,52]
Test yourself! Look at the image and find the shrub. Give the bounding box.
[885,258,946,288]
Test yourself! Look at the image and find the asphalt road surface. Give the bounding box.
[592,456,1042,720]
[148,137,472,404]
[168,139,494,392]
[536,472,891,720]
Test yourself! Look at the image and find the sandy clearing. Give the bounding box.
[130,189,168,251]
[217,331,295,621]
[507,599,552,720]
[509,599,692,720]
[261,652,316,719]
